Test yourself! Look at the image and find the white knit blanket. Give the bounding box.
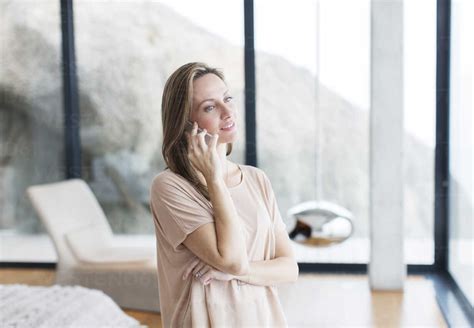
[0,284,141,327]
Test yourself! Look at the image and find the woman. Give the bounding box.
[150,62,298,327]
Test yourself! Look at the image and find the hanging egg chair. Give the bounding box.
[287,200,354,247]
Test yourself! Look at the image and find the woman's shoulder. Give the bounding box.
[151,168,175,185]
[150,168,194,195]
[153,168,179,179]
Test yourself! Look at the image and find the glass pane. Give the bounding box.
[403,0,436,264]
[449,0,473,307]
[73,0,245,234]
[255,0,370,263]
[0,0,63,262]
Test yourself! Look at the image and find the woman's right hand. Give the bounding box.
[182,257,235,285]
[186,121,222,181]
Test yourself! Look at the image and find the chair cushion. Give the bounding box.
[65,225,153,264]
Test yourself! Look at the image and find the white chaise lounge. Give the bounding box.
[26,179,160,312]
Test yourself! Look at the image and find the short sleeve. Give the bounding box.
[150,174,214,251]
[261,171,287,233]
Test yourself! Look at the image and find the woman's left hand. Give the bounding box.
[183,257,235,285]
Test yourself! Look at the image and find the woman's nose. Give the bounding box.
[220,102,233,116]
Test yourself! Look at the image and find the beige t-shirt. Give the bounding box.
[149,164,288,327]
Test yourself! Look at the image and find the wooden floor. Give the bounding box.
[0,268,447,327]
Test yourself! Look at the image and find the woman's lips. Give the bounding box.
[220,122,235,131]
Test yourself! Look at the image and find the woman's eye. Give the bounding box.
[204,97,232,112]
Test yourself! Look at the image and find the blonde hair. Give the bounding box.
[161,62,233,201]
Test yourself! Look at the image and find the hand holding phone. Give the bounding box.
[186,121,213,145]
[185,120,222,181]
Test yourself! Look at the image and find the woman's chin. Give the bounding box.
[217,131,238,144]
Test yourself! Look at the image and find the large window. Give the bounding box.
[0,0,64,262]
[0,0,445,267]
[255,0,436,264]
[448,0,473,306]
[255,0,370,263]
[73,0,245,234]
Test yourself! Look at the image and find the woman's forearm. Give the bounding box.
[207,177,249,275]
[233,257,299,287]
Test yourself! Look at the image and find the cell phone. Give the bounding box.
[186,121,213,144]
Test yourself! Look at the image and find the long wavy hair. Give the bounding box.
[161,62,233,201]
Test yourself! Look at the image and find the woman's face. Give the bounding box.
[190,73,237,144]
